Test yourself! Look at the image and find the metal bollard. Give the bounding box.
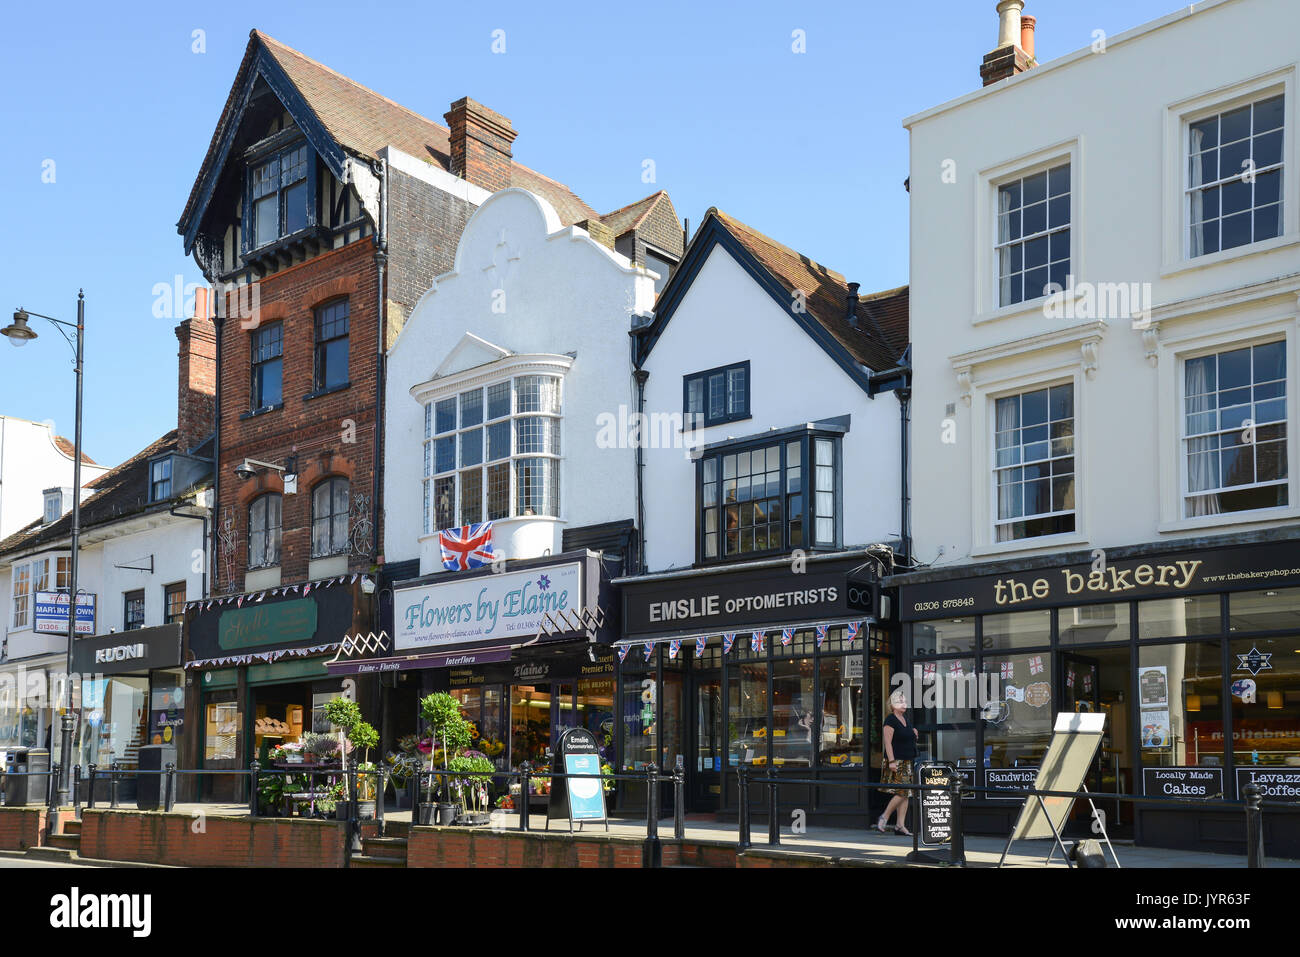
[164,763,176,812]
[737,765,752,850]
[948,776,966,867]
[1244,784,1265,869]
[110,761,120,809]
[644,764,662,868]
[73,765,82,814]
[47,763,59,811]
[87,764,97,810]
[672,764,686,840]
[519,764,531,832]
[249,762,261,817]
[767,772,781,847]
[376,768,386,833]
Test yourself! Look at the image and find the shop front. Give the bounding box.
[615,550,894,822]
[180,577,375,801]
[891,534,1300,856]
[69,623,184,797]
[328,550,619,803]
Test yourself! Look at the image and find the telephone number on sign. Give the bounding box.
[913,597,975,613]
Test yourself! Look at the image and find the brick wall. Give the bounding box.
[0,807,44,851]
[635,196,685,262]
[407,825,653,868]
[175,315,217,453]
[217,240,380,590]
[78,810,346,867]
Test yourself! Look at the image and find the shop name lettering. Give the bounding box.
[405,583,569,633]
[648,587,837,622]
[916,561,1204,613]
[94,643,145,664]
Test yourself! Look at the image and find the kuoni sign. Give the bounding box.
[394,562,581,651]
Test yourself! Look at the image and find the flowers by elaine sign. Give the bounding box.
[395,562,581,651]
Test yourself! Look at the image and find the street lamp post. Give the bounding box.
[3,292,85,806]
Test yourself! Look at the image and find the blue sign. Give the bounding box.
[564,752,606,821]
[34,591,96,635]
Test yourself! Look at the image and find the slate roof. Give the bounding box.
[600,191,672,238]
[0,431,209,560]
[709,210,908,373]
[181,31,599,231]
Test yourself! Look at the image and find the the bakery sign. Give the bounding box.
[899,539,1300,621]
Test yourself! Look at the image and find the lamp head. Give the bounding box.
[2,309,37,347]
[234,460,258,481]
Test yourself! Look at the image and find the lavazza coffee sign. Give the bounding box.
[901,540,1300,620]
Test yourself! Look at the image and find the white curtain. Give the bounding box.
[1188,126,1206,257]
[995,397,1020,541]
[998,187,1016,303]
[1185,359,1220,516]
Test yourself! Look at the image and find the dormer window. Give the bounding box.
[246,142,313,251]
[43,490,62,525]
[150,457,173,502]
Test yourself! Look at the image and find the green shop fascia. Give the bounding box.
[180,576,375,801]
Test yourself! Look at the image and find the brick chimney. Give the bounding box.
[575,218,616,250]
[980,0,1036,87]
[444,97,517,193]
[175,298,216,455]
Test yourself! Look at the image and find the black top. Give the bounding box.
[884,713,917,760]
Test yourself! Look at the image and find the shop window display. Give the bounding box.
[77,676,149,771]
[728,662,769,766]
[771,656,815,767]
[1140,641,1224,767]
[511,685,551,766]
[1228,637,1299,768]
[981,652,1053,768]
[205,698,240,761]
[818,654,864,766]
[621,665,657,771]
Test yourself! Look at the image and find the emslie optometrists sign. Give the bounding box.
[899,540,1300,621]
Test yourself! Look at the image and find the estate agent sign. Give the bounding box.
[34,591,96,635]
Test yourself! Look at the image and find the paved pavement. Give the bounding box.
[153,802,1296,868]
[0,852,100,868]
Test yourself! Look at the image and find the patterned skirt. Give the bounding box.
[881,759,914,796]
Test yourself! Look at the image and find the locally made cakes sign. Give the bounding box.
[395,562,582,652]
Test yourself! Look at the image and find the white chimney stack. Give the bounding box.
[996,0,1025,49]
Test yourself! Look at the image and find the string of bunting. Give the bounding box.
[618,621,866,661]
[183,573,363,613]
[183,642,341,671]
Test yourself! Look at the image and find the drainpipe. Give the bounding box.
[630,319,649,574]
[897,386,912,568]
[169,503,210,599]
[371,158,388,593]
[212,310,223,594]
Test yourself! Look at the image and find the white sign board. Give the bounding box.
[394,562,582,652]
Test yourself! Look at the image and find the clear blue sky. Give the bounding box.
[0,0,1181,469]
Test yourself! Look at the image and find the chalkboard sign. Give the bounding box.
[917,762,955,847]
[547,728,608,828]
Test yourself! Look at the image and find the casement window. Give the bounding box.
[997,163,1071,308]
[164,582,186,624]
[1188,94,1285,257]
[248,493,282,569]
[251,322,284,410]
[314,299,349,392]
[55,557,70,591]
[150,457,172,502]
[312,478,351,558]
[11,562,32,628]
[247,143,312,250]
[684,362,750,429]
[993,384,1076,542]
[423,375,561,532]
[697,433,840,563]
[123,590,145,632]
[1183,340,1288,517]
[42,491,61,525]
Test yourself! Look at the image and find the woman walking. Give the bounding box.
[876,689,918,835]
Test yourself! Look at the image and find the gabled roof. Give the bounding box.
[179,31,598,247]
[636,208,909,392]
[600,191,672,239]
[0,431,210,560]
[52,435,97,467]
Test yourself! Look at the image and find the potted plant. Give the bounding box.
[448,750,495,825]
[417,692,471,826]
[350,721,380,819]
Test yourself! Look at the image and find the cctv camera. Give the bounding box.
[234,461,257,480]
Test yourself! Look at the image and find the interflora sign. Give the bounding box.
[34,591,96,635]
[899,539,1300,621]
[395,562,581,652]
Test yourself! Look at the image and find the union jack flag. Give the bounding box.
[1000,661,1015,680]
[846,621,861,643]
[617,645,630,663]
[669,639,681,660]
[751,631,765,653]
[1066,670,1075,688]
[815,625,828,649]
[948,661,965,678]
[695,636,706,656]
[1029,655,1044,675]
[922,662,937,680]
[781,628,794,647]
[723,633,736,655]
[1083,674,1092,693]
[439,522,497,571]
[643,641,654,662]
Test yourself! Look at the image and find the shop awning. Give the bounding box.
[612,615,873,648]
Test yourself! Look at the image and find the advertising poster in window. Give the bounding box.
[1139,666,1168,708]
[1141,709,1172,749]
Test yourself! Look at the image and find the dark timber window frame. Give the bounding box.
[242,139,318,255]
[164,582,186,625]
[312,477,351,558]
[250,322,284,413]
[684,361,751,430]
[247,493,282,570]
[695,427,843,566]
[123,590,145,632]
[312,298,350,394]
